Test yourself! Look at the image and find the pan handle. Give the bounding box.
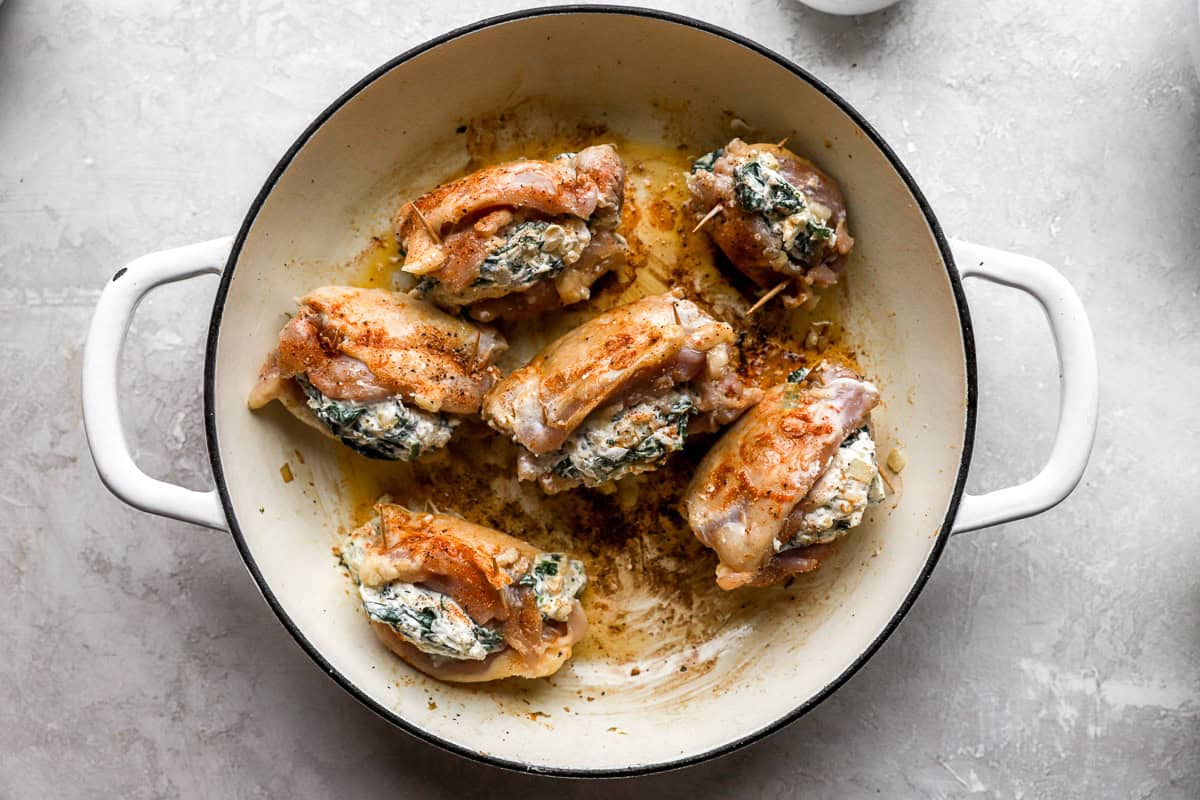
[82,237,234,530]
[949,239,1099,534]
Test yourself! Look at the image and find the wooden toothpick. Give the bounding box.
[776,133,793,148]
[878,465,897,494]
[745,280,789,316]
[410,201,441,244]
[691,203,724,233]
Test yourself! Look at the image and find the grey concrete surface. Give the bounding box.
[1,0,1197,797]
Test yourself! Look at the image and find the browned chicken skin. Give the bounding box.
[249,286,506,415]
[687,138,853,308]
[683,363,880,589]
[483,291,762,493]
[247,287,507,461]
[394,145,630,321]
[342,504,588,683]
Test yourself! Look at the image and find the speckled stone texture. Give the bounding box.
[1,0,1197,796]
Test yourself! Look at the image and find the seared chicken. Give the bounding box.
[483,291,762,493]
[683,363,884,589]
[394,145,630,321]
[248,286,506,460]
[687,138,853,307]
[339,503,588,682]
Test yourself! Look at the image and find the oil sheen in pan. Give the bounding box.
[293,105,893,709]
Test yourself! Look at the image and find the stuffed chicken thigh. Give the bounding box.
[483,291,761,493]
[248,287,505,460]
[394,145,630,321]
[683,363,884,590]
[687,138,853,307]
[338,503,588,682]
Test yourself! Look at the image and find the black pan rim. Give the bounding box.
[203,3,977,780]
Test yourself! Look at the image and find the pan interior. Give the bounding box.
[209,11,968,773]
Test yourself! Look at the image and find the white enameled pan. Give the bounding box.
[81,7,1098,777]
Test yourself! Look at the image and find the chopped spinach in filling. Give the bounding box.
[298,377,456,461]
[359,581,506,661]
[474,218,591,291]
[731,155,836,268]
[339,528,503,662]
[733,159,806,215]
[338,525,584,662]
[339,534,367,581]
[691,147,724,173]
[787,366,810,383]
[784,426,885,550]
[546,389,698,487]
[412,275,437,295]
[518,553,587,622]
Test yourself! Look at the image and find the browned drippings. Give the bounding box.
[329,123,865,686]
